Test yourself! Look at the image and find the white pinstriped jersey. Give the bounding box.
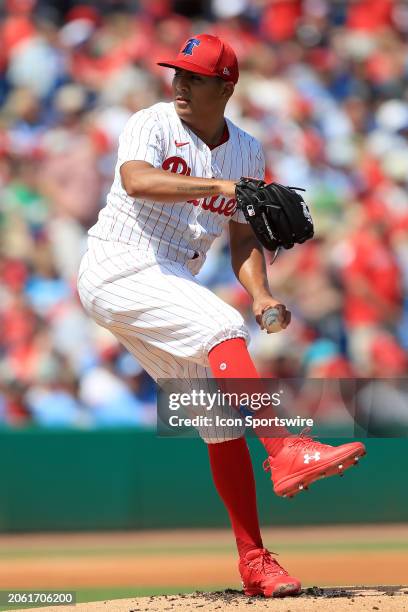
[79,101,265,441]
[89,102,265,269]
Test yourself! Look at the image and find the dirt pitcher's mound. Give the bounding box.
[19,586,408,612]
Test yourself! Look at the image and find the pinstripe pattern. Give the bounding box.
[78,101,265,442]
[78,238,249,362]
[113,333,245,442]
[78,240,247,442]
[88,102,265,266]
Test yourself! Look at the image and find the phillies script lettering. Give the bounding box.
[188,195,236,216]
[162,156,192,176]
[162,156,237,217]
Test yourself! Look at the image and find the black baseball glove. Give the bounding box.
[235,178,314,251]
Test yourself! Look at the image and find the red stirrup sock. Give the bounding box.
[207,437,263,558]
[208,338,287,457]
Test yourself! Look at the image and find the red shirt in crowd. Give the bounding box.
[341,230,401,327]
[347,0,393,31]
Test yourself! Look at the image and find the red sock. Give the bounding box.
[207,438,263,558]
[208,338,287,457]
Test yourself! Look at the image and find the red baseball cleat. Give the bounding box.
[239,548,301,598]
[264,430,366,498]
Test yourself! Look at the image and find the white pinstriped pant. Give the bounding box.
[77,237,248,442]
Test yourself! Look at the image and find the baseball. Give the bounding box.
[262,307,283,333]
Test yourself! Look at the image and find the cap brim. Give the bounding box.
[157,59,218,78]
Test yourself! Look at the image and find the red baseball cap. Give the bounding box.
[157,34,239,84]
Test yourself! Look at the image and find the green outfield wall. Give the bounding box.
[0,428,406,532]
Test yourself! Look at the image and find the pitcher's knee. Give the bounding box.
[203,324,249,365]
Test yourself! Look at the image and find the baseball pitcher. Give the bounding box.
[77,34,366,598]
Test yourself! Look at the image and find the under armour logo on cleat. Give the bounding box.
[304,452,320,464]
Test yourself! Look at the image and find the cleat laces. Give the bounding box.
[286,427,325,452]
[263,428,324,473]
[247,549,288,577]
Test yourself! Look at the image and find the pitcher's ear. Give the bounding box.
[221,81,235,100]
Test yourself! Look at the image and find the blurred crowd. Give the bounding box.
[0,0,407,428]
